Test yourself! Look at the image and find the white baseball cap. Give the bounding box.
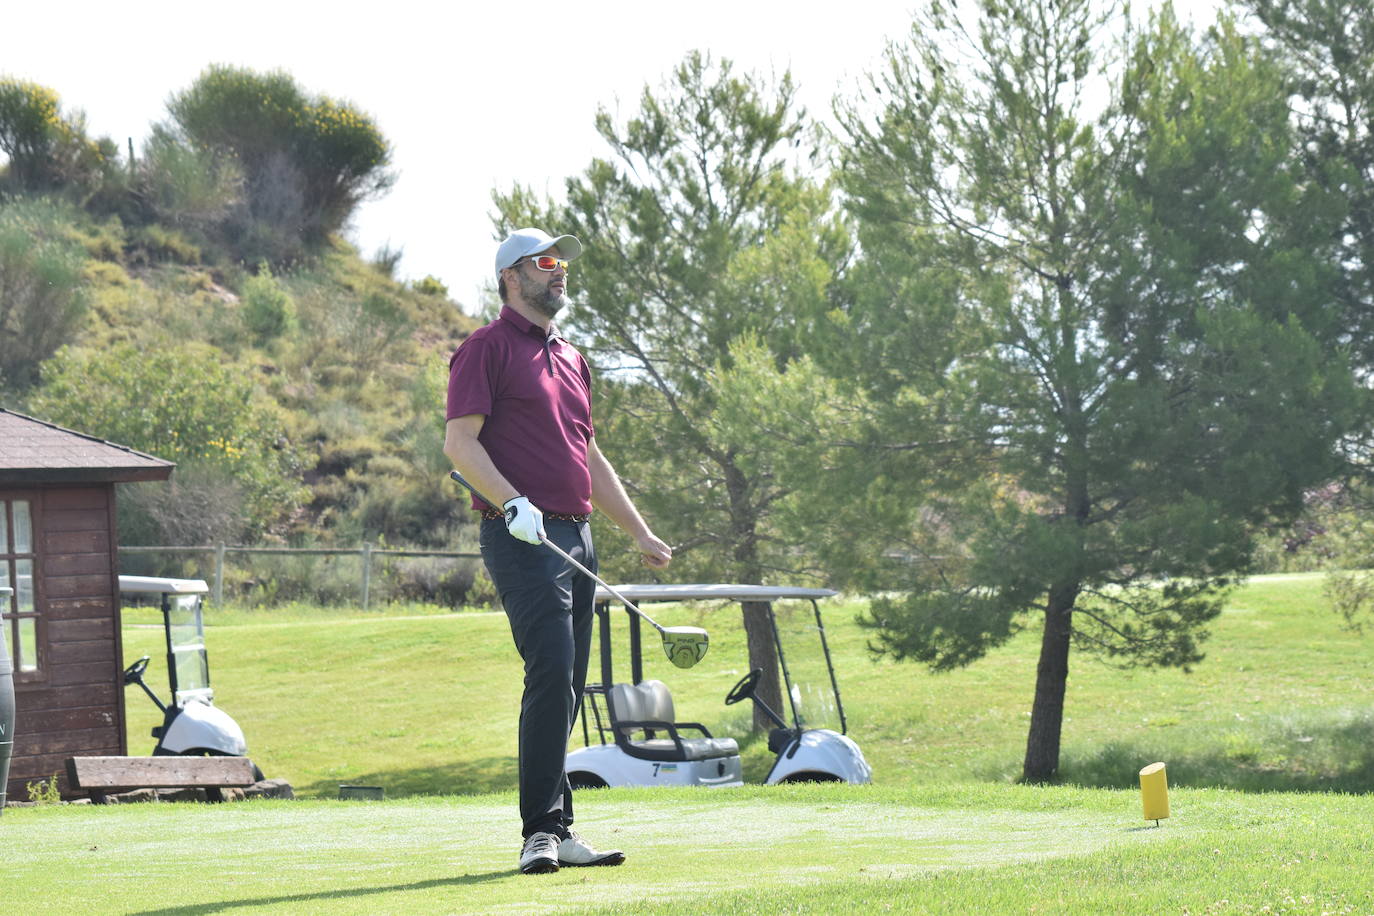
[495,228,583,275]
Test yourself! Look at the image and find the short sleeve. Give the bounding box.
[446,333,499,420]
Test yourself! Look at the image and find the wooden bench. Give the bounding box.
[65,756,257,804]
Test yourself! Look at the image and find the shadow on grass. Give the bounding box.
[298,730,777,797]
[298,755,519,799]
[129,871,511,915]
[1053,709,1374,794]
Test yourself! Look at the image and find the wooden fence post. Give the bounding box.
[213,544,226,606]
[361,542,373,611]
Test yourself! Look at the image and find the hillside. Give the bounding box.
[1,70,490,603]
[5,200,481,542]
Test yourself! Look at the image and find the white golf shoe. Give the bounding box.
[519,831,561,874]
[557,829,626,867]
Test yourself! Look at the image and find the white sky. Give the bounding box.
[2,0,1226,309]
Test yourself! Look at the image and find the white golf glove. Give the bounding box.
[502,496,545,545]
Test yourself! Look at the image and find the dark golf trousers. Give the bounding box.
[479,517,596,840]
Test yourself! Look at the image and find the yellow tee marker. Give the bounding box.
[1139,761,1169,826]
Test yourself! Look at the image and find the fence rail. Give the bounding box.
[120,544,481,609]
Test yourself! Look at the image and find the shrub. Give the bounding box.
[371,242,403,277]
[385,555,488,607]
[292,94,394,234]
[118,463,251,546]
[0,79,60,180]
[25,774,61,804]
[135,124,242,228]
[345,459,461,547]
[81,269,245,358]
[0,199,89,389]
[29,341,309,540]
[241,261,297,342]
[166,66,393,255]
[412,275,449,298]
[62,212,125,260]
[83,259,132,287]
[128,224,202,264]
[294,282,412,374]
[0,78,110,195]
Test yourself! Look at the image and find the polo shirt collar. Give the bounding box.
[500,304,565,342]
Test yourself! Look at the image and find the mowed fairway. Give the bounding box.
[6,573,1371,913]
[115,574,1374,797]
[6,784,1373,914]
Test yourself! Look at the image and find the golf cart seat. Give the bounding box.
[607,680,739,763]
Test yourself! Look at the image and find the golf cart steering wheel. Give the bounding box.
[724,668,763,706]
[123,655,151,684]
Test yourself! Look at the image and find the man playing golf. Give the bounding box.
[443,228,672,875]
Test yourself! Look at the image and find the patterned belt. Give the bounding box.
[479,507,590,523]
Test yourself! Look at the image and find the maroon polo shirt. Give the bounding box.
[446,305,595,515]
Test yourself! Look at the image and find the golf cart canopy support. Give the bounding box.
[117,576,248,759]
[119,576,213,706]
[567,583,871,788]
[590,584,846,734]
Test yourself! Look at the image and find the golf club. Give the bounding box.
[448,470,709,669]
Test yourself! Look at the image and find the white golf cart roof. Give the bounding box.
[118,575,210,596]
[593,584,837,603]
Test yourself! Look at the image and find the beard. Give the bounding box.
[522,284,568,318]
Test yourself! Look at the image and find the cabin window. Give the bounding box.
[0,498,40,676]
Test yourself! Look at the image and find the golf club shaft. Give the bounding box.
[448,470,667,634]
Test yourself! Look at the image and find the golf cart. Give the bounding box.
[565,584,872,788]
[118,576,253,767]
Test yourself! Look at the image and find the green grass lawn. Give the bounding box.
[118,573,1374,797]
[6,784,1372,914]
[13,573,1367,914]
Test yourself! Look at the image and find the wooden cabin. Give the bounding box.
[0,409,173,800]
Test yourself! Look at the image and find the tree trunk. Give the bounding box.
[723,460,781,732]
[1024,286,1088,783]
[741,600,784,732]
[1022,581,1077,782]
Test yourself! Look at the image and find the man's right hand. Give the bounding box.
[636,531,673,569]
[502,496,546,545]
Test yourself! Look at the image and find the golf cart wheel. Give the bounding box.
[724,669,763,706]
[568,771,608,790]
[777,771,843,784]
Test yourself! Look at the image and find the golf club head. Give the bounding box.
[662,627,709,669]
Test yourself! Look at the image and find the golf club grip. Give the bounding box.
[447,470,665,633]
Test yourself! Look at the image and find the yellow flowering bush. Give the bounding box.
[0,79,105,192]
[166,66,392,253]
